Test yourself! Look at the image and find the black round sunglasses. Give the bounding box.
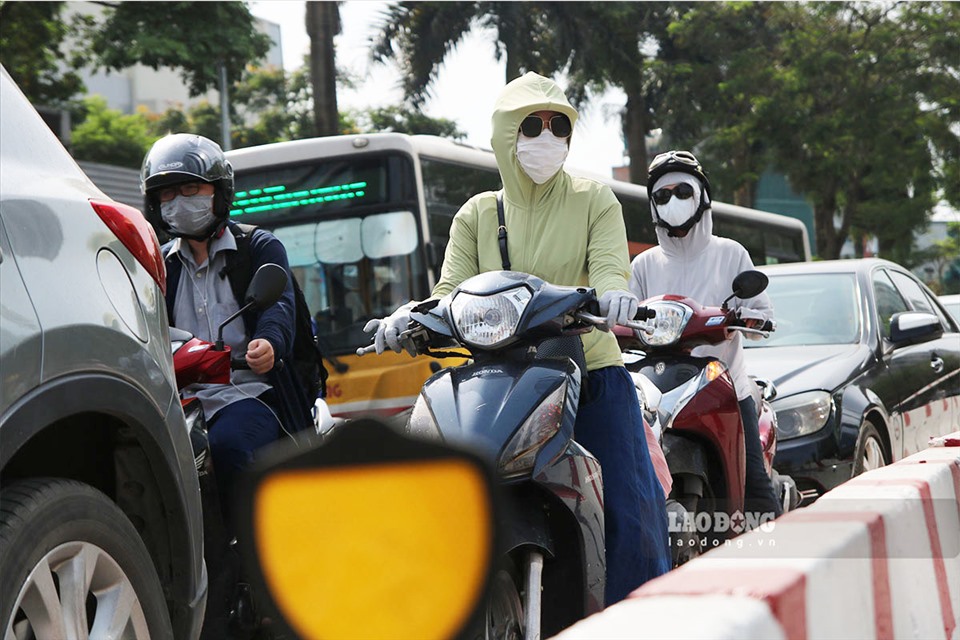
[652,183,696,206]
[519,114,572,138]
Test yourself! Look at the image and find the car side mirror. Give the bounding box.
[245,263,288,310]
[888,311,943,345]
[236,419,499,640]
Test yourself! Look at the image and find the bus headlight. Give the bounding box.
[451,286,532,349]
[640,301,693,347]
[499,384,566,477]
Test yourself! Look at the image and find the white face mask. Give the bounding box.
[161,194,217,237]
[516,133,569,184]
[655,197,698,228]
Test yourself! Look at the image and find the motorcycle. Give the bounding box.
[614,271,798,565]
[172,262,327,639]
[358,270,651,639]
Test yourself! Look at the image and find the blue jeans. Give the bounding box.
[208,396,282,526]
[574,366,671,605]
[739,396,783,518]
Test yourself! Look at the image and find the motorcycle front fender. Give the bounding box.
[661,432,710,496]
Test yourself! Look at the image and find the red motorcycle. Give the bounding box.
[172,263,289,639]
[615,271,797,565]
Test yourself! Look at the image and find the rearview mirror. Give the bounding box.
[237,419,498,640]
[889,311,942,345]
[732,270,769,300]
[245,263,288,310]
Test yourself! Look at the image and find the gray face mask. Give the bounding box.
[160,194,217,237]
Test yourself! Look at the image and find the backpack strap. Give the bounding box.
[163,243,182,322]
[496,191,510,271]
[220,223,257,306]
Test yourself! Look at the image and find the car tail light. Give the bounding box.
[91,199,166,294]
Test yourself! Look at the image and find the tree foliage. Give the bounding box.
[82,1,271,96]
[0,1,87,106]
[71,96,155,168]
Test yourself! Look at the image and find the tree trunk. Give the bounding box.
[307,1,340,137]
[624,90,648,185]
[814,195,842,259]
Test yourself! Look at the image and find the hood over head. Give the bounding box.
[491,72,579,202]
[651,172,713,256]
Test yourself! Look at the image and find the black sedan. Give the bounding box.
[743,258,960,503]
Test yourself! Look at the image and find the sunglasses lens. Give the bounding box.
[520,116,544,137]
[652,189,672,205]
[549,115,572,138]
[652,184,696,205]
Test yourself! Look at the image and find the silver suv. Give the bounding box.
[0,67,205,637]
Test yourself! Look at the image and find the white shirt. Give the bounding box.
[627,209,773,400]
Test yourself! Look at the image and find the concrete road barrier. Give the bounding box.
[553,431,960,640]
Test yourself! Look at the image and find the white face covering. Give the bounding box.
[516,133,569,184]
[651,173,704,228]
[161,194,217,237]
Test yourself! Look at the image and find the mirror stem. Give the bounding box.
[215,301,254,350]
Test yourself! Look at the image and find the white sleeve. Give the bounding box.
[729,244,773,332]
[627,255,647,301]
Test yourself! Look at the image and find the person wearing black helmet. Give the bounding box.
[143,133,311,637]
[141,132,311,501]
[628,150,782,521]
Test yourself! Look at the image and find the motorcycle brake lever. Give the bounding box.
[727,326,771,338]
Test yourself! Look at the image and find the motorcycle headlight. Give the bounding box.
[773,390,833,440]
[451,286,532,348]
[640,301,693,347]
[499,383,566,477]
[406,395,442,441]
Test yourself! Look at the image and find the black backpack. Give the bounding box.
[222,224,328,402]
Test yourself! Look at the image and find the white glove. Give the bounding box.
[363,302,417,355]
[599,290,639,330]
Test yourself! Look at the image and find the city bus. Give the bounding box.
[225,133,811,417]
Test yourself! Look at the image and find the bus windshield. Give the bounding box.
[233,152,428,355]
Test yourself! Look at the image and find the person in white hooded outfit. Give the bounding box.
[628,150,783,520]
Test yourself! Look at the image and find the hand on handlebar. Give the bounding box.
[362,302,418,355]
[245,338,275,374]
[599,290,640,332]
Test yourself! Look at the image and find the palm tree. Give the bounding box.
[371,2,549,105]
[372,1,684,184]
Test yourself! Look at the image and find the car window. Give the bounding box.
[886,269,952,331]
[745,272,860,347]
[872,270,910,339]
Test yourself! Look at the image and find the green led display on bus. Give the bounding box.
[230,181,368,216]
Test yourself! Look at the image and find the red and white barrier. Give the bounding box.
[554,432,960,640]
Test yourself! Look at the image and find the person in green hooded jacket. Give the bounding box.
[366,72,671,603]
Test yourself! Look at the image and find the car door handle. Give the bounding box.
[931,355,944,373]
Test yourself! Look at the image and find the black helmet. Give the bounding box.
[141,134,234,239]
[646,150,712,235]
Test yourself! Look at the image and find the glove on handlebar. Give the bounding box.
[363,301,418,355]
[599,290,640,330]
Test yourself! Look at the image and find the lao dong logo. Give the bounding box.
[668,509,776,535]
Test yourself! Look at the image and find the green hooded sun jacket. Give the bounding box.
[433,72,630,370]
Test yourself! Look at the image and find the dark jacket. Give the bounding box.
[163,221,312,433]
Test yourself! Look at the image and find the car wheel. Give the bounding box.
[852,422,887,476]
[0,478,172,639]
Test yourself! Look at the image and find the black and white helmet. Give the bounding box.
[141,133,234,238]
